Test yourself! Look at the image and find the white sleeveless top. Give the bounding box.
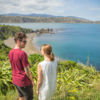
[39,58,57,100]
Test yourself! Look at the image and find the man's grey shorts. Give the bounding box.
[15,84,33,100]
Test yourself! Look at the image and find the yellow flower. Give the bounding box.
[68,89,77,93]
[70,96,75,100]
[71,89,77,92]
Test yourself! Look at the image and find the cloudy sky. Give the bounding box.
[0,0,100,20]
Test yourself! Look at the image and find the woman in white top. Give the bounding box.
[37,44,57,100]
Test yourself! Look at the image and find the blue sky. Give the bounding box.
[0,0,100,20]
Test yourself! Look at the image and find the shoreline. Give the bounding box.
[4,32,64,62]
[4,33,40,55]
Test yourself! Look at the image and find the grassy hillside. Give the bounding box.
[0,25,33,40]
[0,25,100,100]
[0,16,95,23]
[0,52,100,100]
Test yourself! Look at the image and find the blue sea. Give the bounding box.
[1,23,100,70]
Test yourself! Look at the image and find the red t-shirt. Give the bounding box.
[9,48,31,87]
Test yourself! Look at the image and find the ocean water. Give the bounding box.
[33,23,100,70]
[1,23,100,70]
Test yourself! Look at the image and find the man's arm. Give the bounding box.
[24,66,34,87]
[37,64,43,95]
[21,52,34,86]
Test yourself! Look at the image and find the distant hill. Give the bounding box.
[0,13,100,23]
[95,21,100,24]
[0,13,55,17]
[0,13,92,19]
[66,16,90,20]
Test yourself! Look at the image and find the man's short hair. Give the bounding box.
[14,32,27,43]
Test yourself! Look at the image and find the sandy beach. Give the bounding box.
[4,33,40,55]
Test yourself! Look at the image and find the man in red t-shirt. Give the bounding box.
[9,32,34,100]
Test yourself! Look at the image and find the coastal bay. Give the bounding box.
[2,23,100,70]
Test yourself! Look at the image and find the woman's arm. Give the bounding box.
[37,64,43,95]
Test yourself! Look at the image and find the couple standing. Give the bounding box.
[9,32,58,100]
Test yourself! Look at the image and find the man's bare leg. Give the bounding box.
[19,97,24,100]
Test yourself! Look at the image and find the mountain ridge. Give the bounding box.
[0,13,100,23]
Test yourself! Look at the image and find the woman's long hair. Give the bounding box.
[41,44,54,61]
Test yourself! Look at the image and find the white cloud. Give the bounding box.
[0,0,64,15]
[89,8,100,11]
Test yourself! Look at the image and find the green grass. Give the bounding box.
[0,53,100,100]
[0,90,18,100]
[0,82,100,100]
